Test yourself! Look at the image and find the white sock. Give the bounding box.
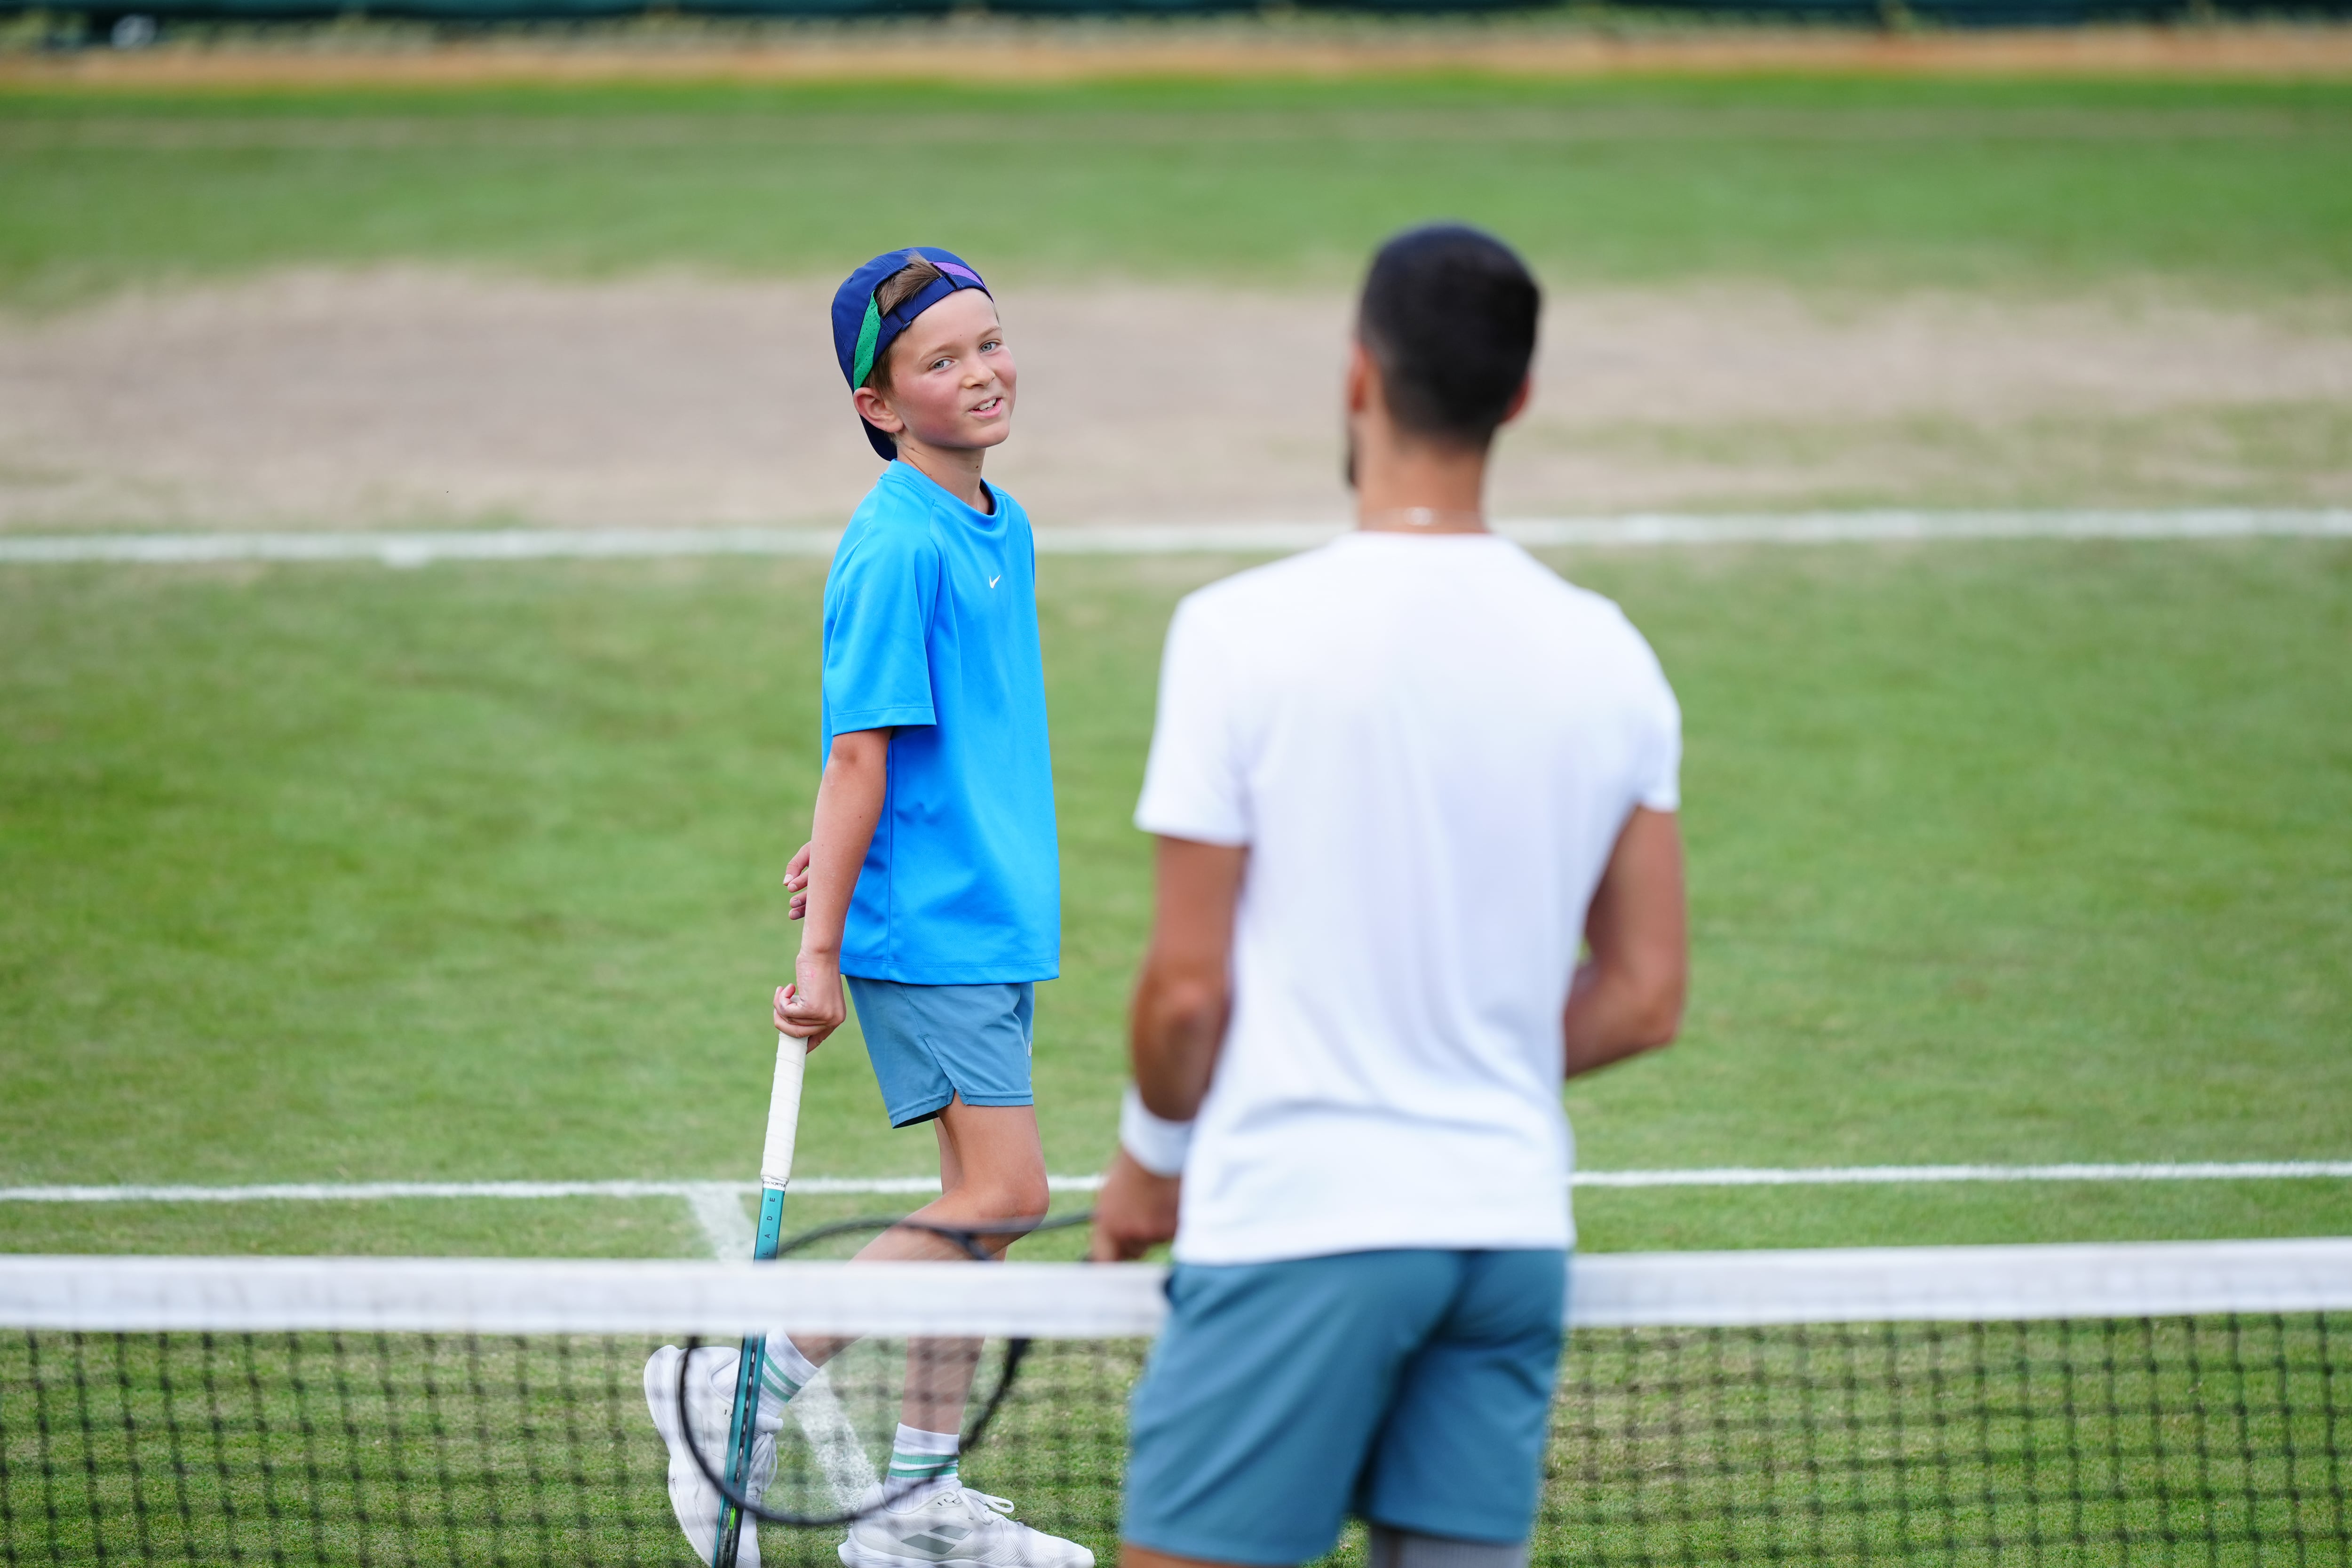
[885,1424,959,1509]
[755,1336,820,1415]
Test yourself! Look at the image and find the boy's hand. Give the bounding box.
[774,956,847,1050]
[1088,1150,1181,1262]
[782,842,813,921]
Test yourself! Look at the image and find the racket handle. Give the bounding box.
[760,1032,810,1191]
[714,1032,809,1567]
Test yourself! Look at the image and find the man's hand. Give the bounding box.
[774,953,848,1050]
[783,841,812,921]
[1089,1150,1182,1262]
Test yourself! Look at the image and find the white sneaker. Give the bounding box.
[837,1482,1095,1568]
[644,1345,779,1567]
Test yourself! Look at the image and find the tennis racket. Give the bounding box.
[678,1211,1090,1532]
[710,1026,809,1568]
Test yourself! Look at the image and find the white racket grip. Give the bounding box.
[759,1033,810,1190]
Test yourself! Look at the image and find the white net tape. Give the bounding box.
[3,1239,2348,1338]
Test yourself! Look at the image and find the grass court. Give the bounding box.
[0,64,2347,1260]
[2,542,2345,1258]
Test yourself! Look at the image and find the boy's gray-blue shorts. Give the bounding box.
[842,977,1035,1128]
[1123,1247,1569,1567]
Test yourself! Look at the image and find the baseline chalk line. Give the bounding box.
[1,510,2345,567]
[6,1162,2348,1204]
[1568,1162,2352,1187]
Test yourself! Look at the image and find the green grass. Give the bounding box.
[0,1197,707,1256]
[4,76,2352,304]
[1,541,2346,1257]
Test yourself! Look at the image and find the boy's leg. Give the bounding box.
[774,976,1046,1367]
[762,979,1049,1501]
[925,1098,1053,1253]
[766,1101,1048,1495]
[780,1100,1050,1354]
[651,979,1055,1556]
[787,1102,1047,1443]
[898,1100,1050,1440]
[830,1099,1089,1568]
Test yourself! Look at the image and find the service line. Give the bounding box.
[1,509,2348,568]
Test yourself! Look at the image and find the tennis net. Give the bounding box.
[3,1238,2347,1566]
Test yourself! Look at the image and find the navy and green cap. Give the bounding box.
[832,247,992,461]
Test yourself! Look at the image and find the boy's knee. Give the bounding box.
[958,1174,1051,1230]
[999,1175,1055,1227]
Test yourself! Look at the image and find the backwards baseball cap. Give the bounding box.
[831,247,992,461]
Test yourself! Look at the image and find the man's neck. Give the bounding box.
[1352,435,1489,535]
[896,441,992,513]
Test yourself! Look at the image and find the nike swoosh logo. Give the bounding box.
[988,575,1001,588]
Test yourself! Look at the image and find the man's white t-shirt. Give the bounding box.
[1134,531,1681,1266]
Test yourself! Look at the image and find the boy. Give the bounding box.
[1092,226,1690,1568]
[647,247,1088,1568]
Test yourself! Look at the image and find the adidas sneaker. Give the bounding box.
[837,1481,1095,1568]
[644,1345,778,1567]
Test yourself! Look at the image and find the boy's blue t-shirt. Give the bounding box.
[821,461,1060,984]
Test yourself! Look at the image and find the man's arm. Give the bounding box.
[1090,836,1247,1262]
[1130,836,1248,1120]
[774,728,893,1049]
[1563,806,1687,1079]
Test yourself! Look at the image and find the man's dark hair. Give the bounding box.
[1357,224,1540,449]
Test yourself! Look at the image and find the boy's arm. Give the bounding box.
[774,728,893,1049]
[1562,806,1687,1079]
[1090,835,1246,1262]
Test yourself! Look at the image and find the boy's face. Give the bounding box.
[853,289,1017,456]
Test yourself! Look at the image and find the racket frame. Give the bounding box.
[676,1212,1090,1532]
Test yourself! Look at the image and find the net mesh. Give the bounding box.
[3,1244,2347,1567]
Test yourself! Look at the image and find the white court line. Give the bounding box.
[0,1178,974,1202]
[1567,1162,2352,1187]
[5,1162,2349,1204]
[683,1185,757,1259]
[0,1178,1062,1202]
[0,509,2346,567]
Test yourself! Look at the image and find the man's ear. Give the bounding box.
[1345,342,1375,418]
[1500,373,1533,427]
[851,384,906,435]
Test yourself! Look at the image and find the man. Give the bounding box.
[1091,224,1690,1568]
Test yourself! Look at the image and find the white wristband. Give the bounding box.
[1119,1083,1194,1178]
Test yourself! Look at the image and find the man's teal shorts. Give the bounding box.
[843,977,1034,1128]
[1123,1248,1568,1566]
